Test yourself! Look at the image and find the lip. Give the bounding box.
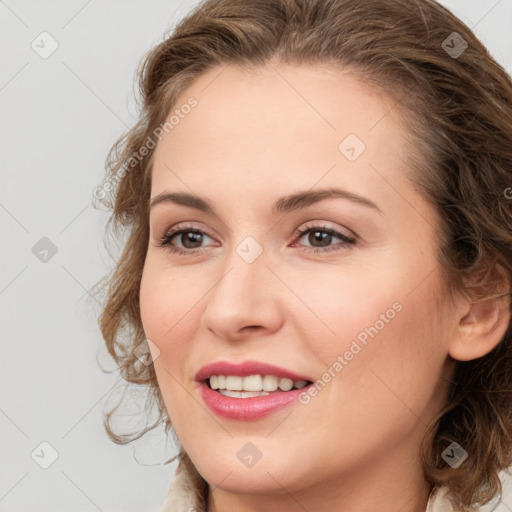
[195,360,313,382]
[199,382,312,420]
[195,360,314,421]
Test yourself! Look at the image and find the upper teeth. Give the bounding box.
[209,375,308,392]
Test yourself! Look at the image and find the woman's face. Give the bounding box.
[140,62,456,506]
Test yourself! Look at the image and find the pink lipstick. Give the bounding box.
[196,360,313,421]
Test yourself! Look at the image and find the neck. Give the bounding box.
[206,445,433,512]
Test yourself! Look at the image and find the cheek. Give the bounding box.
[139,261,201,364]
[291,261,446,406]
[280,262,406,359]
[325,287,446,435]
[139,262,203,428]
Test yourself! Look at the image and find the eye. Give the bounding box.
[292,223,356,253]
[156,223,217,255]
[156,222,356,256]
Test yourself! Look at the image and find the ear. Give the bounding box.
[449,265,511,361]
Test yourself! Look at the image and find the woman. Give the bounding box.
[93,0,512,510]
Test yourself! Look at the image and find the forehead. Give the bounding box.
[150,62,419,216]
[154,62,403,156]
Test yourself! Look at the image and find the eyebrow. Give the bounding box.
[149,187,383,216]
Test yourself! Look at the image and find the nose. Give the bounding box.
[199,246,284,342]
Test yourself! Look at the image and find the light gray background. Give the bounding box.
[1,1,512,511]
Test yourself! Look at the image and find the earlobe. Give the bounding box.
[448,292,511,362]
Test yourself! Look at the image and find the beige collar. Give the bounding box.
[158,454,454,512]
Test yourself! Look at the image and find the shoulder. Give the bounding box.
[426,486,455,512]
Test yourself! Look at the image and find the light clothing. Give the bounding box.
[157,454,455,512]
[426,486,454,512]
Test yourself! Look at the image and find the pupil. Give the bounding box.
[182,232,202,248]
[309,230,331,247]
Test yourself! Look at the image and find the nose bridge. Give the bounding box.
[200,233,282,338]
[211,235,268,308]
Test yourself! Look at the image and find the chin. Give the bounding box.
[201,463,295,495]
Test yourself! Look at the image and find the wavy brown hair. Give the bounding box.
[91,0,512,509]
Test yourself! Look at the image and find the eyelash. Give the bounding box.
[156,222,356,256]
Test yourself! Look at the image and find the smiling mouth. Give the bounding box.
[205,374,313,398]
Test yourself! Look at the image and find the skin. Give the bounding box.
[139,60,510,512]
